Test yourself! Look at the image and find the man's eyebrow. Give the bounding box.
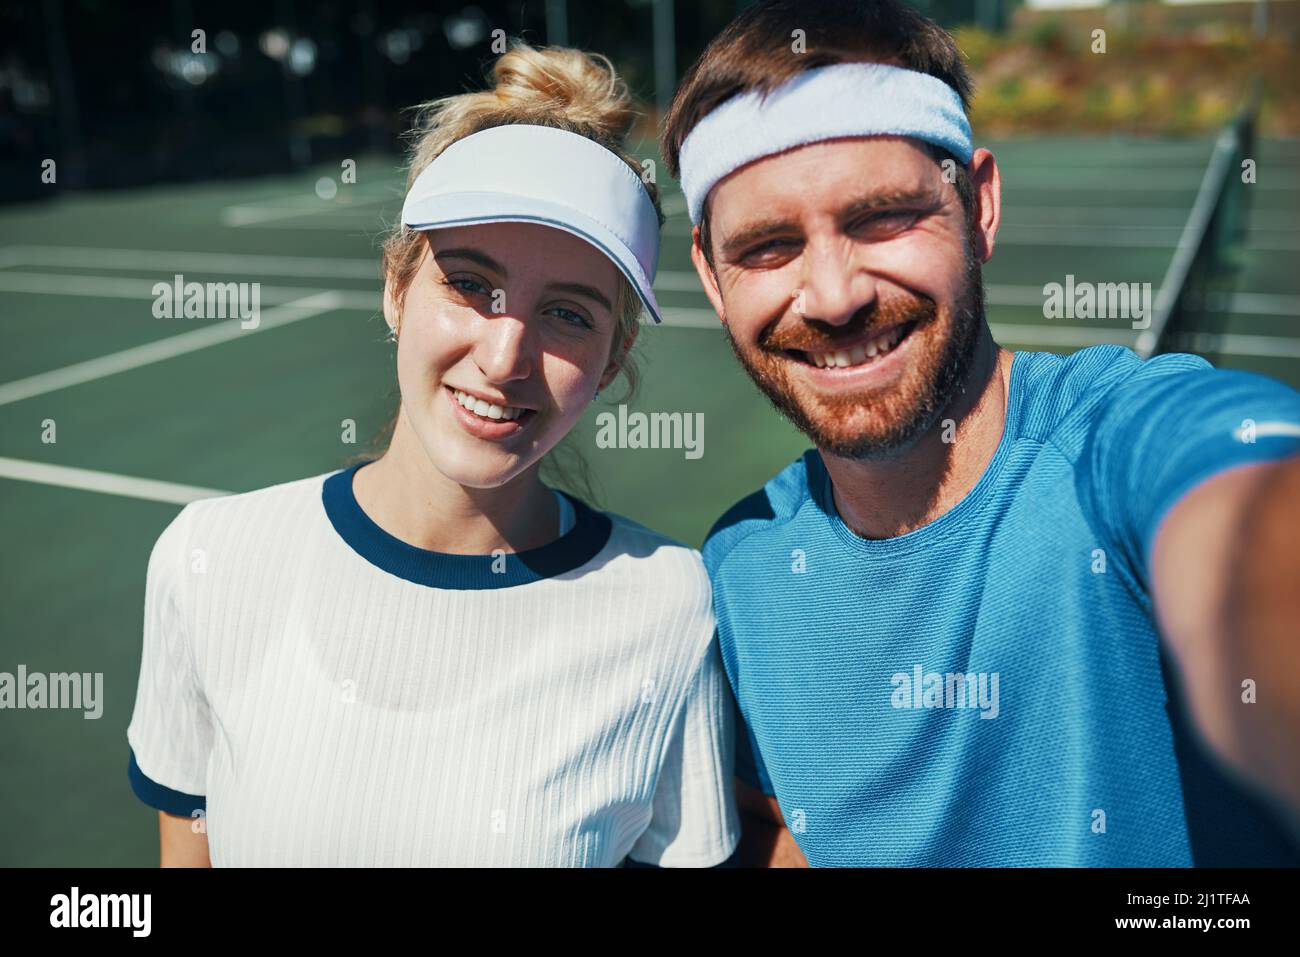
[431,246,508,278]
[839,187,942,219]
[718,187,942,261]
[718,218,799,261]
[546,281,613,313]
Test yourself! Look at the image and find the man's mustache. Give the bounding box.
[761,296,938,353]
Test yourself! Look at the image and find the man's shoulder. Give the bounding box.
[1012,344,1214,441]
[701,450,817,578]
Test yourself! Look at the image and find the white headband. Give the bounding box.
[401,124,663,323]
[678,62,973,225]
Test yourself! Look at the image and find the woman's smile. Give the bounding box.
[443,384,538,440]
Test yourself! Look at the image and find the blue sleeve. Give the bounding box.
[1084,356,1300,578]
[702,489,784,799]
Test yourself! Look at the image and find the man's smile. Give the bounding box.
[781,319,920,370]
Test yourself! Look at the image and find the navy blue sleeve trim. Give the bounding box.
[703,487,776,547]
[128,747,206,817]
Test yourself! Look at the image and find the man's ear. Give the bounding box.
[689,225,727,326]
[599,319,640,391]
[968,147,1002,264]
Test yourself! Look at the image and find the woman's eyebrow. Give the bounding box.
[546,281,613,312]
[431,246,508,278]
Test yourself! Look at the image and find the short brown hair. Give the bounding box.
[661,0,977,262]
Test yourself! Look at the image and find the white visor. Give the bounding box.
[401,124,663,324]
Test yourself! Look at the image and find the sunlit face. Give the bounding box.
[386,222,625,487]
[694,136,989,459]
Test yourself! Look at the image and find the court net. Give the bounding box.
[1137,80,1261,359]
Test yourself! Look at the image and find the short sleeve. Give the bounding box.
[126,505,212,817]
[1085,356,1300,576]
[627,640,742,867]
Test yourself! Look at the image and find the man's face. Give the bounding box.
[693,136,988,459]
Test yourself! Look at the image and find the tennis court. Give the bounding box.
[2,132,1298,864]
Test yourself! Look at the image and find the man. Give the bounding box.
[662,0,1300,866]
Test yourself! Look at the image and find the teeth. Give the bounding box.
[805,325,908,370]
[454,389,525,421]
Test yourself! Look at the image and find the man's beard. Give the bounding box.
[723,253,985,460]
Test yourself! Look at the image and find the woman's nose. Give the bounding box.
[474,313,533,383]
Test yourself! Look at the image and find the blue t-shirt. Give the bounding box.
[703,345,1300,866]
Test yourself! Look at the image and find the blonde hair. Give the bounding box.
[372,42,664,498]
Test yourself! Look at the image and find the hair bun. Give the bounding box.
[489,43,633,143]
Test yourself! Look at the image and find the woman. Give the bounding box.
[125,43,739,867]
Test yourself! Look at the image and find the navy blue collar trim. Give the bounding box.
[322,461,612,590]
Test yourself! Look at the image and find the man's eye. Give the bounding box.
[742,238,795,263]
[854,211,918,233]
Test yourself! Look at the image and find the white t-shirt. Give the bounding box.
[126,462,740,867]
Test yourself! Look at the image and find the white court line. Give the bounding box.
[0,457,228,505]
[2,262,1297,343]
[982,285,1300,317]
[1182,333,1300,360]
[9,246,1300,308]
[0,270,379,310]
[220,212,394,231]
[659,307,719,328]
[1,245,381,280]
[3,264,1298,318]
[220,181,402,227]
[663,219,1197,246]
[991,323,1134,348]
[1205,291,1300,316]
[665,218,1300,247]
[0,291,342,407]
[659,309,1300,357]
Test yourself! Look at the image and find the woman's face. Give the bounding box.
[386,221,628,488]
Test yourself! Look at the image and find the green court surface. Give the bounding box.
[1,136,1298,865]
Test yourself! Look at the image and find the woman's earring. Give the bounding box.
[386,325,398,343]
[594,388,601,401]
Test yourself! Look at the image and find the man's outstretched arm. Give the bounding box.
[1152,454,1300,836]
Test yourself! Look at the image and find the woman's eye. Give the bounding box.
[449,277,489,295]
[547,306,592,329]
